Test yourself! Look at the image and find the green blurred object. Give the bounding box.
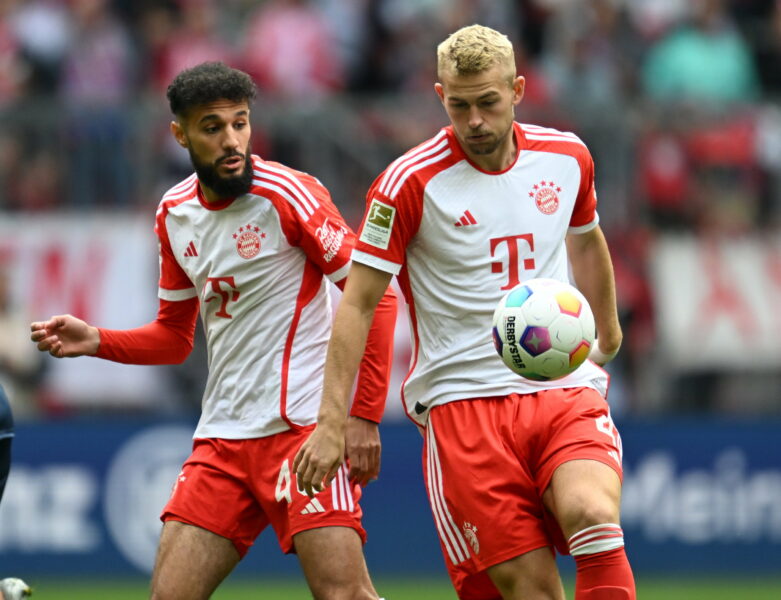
[13,577,781,599]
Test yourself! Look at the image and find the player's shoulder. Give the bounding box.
[156,172,199,218]
[375,127,458,200]
[519,122,591,159]
[249,156,328,220]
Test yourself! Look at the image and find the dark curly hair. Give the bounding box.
[166,62,257,118]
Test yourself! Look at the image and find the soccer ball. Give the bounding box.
[492,278,595,381]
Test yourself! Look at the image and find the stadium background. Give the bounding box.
[0,0,780,597]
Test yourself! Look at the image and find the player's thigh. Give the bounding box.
[543,458,622,539]
[151,520,240,600]
[486,546,565,600]
[293,526,376,600]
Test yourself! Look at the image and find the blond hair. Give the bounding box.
[437,24,515,81]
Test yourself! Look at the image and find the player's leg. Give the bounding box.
[152,438,266,600]
[150,520,239,600]
[485,547,564,600]
[538,389,635,600]
[294,526,378,600]
[424,399,565,600]
[258,427,379,599]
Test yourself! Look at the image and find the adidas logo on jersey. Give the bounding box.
[183,241,198,258]
[454,210,478,227]
[300,498,326,515]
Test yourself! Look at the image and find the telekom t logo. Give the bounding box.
[490,234,536,290]
[204,276,240,318]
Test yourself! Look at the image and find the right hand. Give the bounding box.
[293,422,345,497]
[30,314,100,358]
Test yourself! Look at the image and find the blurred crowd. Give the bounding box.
[1,0,780,418]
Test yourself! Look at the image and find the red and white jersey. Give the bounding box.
[156,156,355,439]
[353,123,609,425]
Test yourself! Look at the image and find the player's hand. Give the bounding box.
[345,416,381,486]
[30,315,100,358]
[293,422,345,497]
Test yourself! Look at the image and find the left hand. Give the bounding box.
[345,416,381,486]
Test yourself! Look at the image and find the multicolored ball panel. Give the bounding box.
[504,285,533,308]
[554,291,582,317]
[520,326,551,356]
[569,340,591,367]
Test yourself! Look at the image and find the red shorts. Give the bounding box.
[161,425,365,557]
[423,388,623,600]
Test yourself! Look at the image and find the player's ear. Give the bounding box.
[434,82,445,104]
[512,76,525,105]
[170,120,187,148]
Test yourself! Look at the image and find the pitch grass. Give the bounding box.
[18,576,781,599]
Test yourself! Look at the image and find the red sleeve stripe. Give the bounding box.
[255,161,320,213]
[379,130,449,197]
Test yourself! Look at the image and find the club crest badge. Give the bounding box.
[462,522,480,554]
[529,180,561,215]
[233,223,264,259]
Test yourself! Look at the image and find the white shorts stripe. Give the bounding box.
[252,178,311,221]
[257,162,320,212]
[331,470,342,510]
[426,433,462,564]
[379,131,448,197]
[341,465,354,511]
[388,149,452,199]
[426,421,471,564]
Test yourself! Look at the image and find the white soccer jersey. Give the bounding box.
[353,123,609,425]
[156,156,354,439]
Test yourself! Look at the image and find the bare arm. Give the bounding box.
[566,225,622,363]
[293,262,393,496]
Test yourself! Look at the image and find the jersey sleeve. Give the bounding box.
[277,172,355,284]
[569,144,600,233]
[345,282,397,423]
[156,205,198,301]
[95,297,198,364]
[351,173,424,275]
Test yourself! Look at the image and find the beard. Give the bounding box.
[189,143,254,199]
[464,123,512,156]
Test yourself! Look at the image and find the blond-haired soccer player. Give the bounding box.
[296,25,635,600]
[31,62,396,600]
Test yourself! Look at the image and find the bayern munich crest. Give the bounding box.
[232,223,264,259]
[529,180,561,215]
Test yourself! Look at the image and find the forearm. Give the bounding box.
[318,300,375,432]
[96,297,198,364]
[568,229,622,354]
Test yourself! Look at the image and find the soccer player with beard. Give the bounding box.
[295,25,635,600]
[30,62,397,600]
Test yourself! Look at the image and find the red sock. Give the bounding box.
[574,547,635,600]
